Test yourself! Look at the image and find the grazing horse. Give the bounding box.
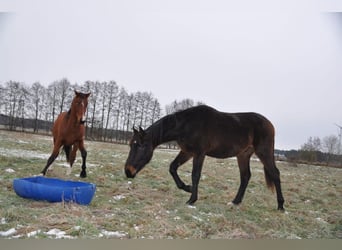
[124,105,285,210]
[41,90,91,178]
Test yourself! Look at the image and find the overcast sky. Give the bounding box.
[1,0,342,150]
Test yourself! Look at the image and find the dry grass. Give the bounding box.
[0,130,341,239]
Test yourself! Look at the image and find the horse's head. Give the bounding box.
[72,90,90,124]
[125,126,154,178]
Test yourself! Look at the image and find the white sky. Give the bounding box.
[1,0,342,150]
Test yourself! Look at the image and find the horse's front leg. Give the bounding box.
[79,141,87,178]
[186,153,205,205]
[169,151,192,193]
[41,143,61,176]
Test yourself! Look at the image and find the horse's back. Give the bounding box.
[176,105,275,154]
[178,105,274,135]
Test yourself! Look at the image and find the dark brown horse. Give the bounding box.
[124,105,285,210]
[41,90,91,178]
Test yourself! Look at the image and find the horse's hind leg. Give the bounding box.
[79,141,87,178]
[255,150,285,211]
[232,149,253,206]
[169,151,192,193]
[69,144,78,167]
[63,145,71,162]
[65,144,78,176]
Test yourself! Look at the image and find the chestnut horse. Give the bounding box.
[124,105,285,210]
[41,90,90,178]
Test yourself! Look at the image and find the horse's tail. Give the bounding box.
[264,168,276,192]
[63,145,71,163]
[254,115,278,192]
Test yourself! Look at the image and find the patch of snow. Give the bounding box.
[286,234,302,239]
[0,147,51,160]
[5,168,15,173]
[27,229,41,238]
[1,218,6,224]
[316,217,328,224]
[46,228,66,236]
[113,194,126,201]
[56,162,70,168]
[99,230,127,238]
[0,228,17,237]
[45,228,75,239]
[192,215,203,222]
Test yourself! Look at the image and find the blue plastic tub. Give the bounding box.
[13,176,96,205]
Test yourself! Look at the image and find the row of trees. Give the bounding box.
[2,79,340,166]
[0,79,202,142]
[276,135,342,167]
[299,135,341,165]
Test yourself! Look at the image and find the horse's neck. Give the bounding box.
[148,114,179,148]
[66,109,78,125]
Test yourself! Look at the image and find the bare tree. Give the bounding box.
[57,78,72,114]
[323,135,338,154]
[47,82,58,122]
[150,99,161,124]
[115,87,130,142]
[104,81,119,140]
[4,81,22,130]
[323,135,339,165]
[301,136,321,151]
[17,84,30,131]
[300,136,322,162]
[30,82,46,133]
[165,98,203,115]
[87,81,101,139]
[124,93,135,135]
[0,83,6,113]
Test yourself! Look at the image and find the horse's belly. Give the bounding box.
[206,150,236,159]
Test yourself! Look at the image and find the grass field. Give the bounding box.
[0,129,341,239]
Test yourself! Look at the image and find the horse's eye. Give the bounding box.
[130,140,138,148]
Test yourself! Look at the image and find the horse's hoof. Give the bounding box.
[227,201,240,209]
[186,197,197,205]
[80,171,87,178]
[278,207,285,212]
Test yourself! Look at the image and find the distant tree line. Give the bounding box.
[276,135,342,167]
[0,79,202,143]
[3,79,340,166]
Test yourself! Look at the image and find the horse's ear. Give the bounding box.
[132,126,139,134]
[85,92,91,98]
[139,126,146,137]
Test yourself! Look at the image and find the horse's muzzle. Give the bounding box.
[125,165,137,178]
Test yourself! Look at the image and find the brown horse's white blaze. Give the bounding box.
[124,105,285,211]
[41,90,90,178]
